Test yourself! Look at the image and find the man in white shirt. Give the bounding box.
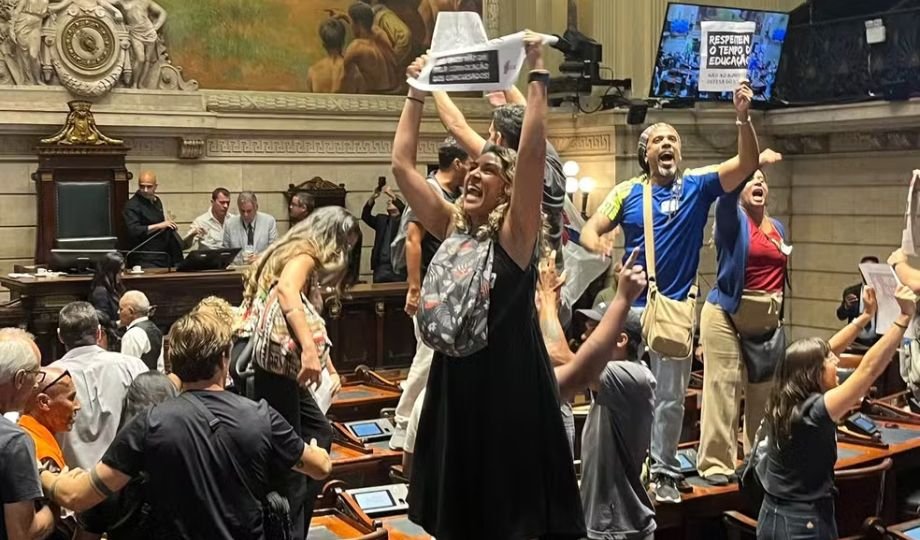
[49,302,147,469]
[187,187,232,251]
[119,290,164,372]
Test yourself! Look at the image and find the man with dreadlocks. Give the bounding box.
[580,81,760,504]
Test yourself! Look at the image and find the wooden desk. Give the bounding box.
[0,271,415,371]
[330,367,403,423]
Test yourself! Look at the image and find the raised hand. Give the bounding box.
[759,148,783,166]
[523,29,544,71]
[861,286,877,318]
[616,248,647,305]
[896,285,918,317]
[733,79,753,120]
[406,55,428,80]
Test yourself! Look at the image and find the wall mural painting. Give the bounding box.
[156,0,483,93]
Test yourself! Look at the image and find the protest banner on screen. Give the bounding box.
[699,20,757,92]
[901,169,920,256]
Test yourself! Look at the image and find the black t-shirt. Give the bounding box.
[763,393,837,502]
[1,417,44,540]
[101,391,305,540]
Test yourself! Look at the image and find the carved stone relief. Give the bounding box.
[0,0,195,96]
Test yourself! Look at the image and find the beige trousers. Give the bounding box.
[697,292,781,478]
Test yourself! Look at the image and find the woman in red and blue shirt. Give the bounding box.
[698,151,788,485]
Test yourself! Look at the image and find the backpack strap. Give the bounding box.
[642,179,657,282]
[180,391,221,433]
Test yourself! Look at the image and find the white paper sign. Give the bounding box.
[860,263,902,334]
[699,20,757,92]
[308,368,335,415]
[901,169,920,256]
[409,30,557,93]
[429,12,489,54]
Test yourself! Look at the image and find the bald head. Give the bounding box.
[138,171,158,200]
[24,366,79,434]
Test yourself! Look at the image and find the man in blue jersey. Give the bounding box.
[580,81,759,504]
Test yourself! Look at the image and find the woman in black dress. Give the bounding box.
[392,38,585,540]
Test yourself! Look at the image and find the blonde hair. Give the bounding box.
[452,145,518,241]
[168,311,232,383]
[243,206,360,301]
[192,296,237,328]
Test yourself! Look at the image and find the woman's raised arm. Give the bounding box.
[501,33,549,268]
[392,56,454,240]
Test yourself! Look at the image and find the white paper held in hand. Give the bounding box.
[698,20,757,93]
[411,13,558,93]
[900,169,920,256]
[309,368,335,415]
[860,262,903,334]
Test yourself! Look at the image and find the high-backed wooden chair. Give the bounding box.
[723,457,893,539]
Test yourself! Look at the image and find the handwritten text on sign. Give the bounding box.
[699,20,756,92]
[705,33,753,69]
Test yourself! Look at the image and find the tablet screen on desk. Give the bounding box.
[354,490,395,510]
[903,526,920,539]
[351,422,384,438]
[677,452,695,471]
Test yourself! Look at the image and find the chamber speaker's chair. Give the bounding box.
[723,458,893,540]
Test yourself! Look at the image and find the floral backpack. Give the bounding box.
[417,233,495,357]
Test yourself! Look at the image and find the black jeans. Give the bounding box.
[757,496,837,540]
[253,365,333,540]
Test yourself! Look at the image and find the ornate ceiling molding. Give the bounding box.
[204,137,441,161]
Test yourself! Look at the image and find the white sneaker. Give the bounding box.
[389,424,408,451]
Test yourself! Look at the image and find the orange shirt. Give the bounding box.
[18,415,66,471]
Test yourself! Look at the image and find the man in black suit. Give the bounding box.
[836,255,880,347]
[362,185,406,283]
[123,171,187,268]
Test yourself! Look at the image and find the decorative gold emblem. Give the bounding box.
[41,100,123,145]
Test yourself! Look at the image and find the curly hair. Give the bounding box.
[243,206,361,301]
[451,145,517,241]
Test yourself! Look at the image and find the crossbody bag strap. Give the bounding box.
[180,391,221,433]
[642,179,657,281]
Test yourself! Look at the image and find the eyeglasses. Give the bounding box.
[22,369,45,385]
[38,370,70,394]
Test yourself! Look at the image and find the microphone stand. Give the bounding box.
[122,226,180,270]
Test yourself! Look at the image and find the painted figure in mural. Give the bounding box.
[307,17,349,94]
[343,2,399,93]
[110,0,165,88]
[418,0,479,46]
[361,0,413,67]
[10,0,48,84]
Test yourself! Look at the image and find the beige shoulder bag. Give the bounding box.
[639,179,697,359]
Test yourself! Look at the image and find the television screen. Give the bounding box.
[650,3,789,102]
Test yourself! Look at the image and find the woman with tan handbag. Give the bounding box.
[697,152,791,486]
